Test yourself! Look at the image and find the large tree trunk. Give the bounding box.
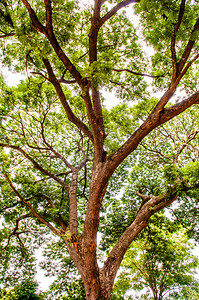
[69,190,178,300]
[82,268,114,300]
[83,279,112,300]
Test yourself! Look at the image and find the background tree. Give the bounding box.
[112,216,199,300]
[0,280,44,300]
[0,0,199,299]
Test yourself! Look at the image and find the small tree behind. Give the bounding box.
[0,280,43,300]
[113,217,199,300]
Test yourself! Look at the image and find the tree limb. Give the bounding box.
[44,0,53,32]
[40,113,75,171]
[0,143,70,192]
[69,171,78,234]
[103,92,199,189]
[3,172,62,236]
[171,0,186,80]
[21,0,85,87]
[113,68,163,79]
[177,18,199,75]
[42,58,94,143]
[100,0,140,27]
[100,193,178,289]
[4,214,31,249]
[174,130,198,164]
[0,31,15,38]
[0,5,14,28]
[37,192,68,230]
[21,0,47,35]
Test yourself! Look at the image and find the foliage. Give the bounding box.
[112,217,199,299]
[58,279,86,300]
[0,280,43,300]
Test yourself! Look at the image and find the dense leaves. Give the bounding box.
[112,218,199,299]
[0,280,43,300]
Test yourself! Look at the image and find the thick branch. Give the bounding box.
[44,0,53,31]
[158,92,199,124]
[58,78,76,84]
[100,193,177,288]
[88,2,106,142]
[176,53,199,83]
[104,92,199,184]
[91,87,105,139]
[69,171,78,234]
[21,0,47,34]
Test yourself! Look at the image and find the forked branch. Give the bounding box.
[106,92,199,177]
[21,0,84,87]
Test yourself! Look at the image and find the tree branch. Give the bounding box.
[0,201,20,213]
[0,143,70,192]
[42,58,94,143]
[113,68,163,79]
[4,214,31,249]
[171,0,186,80]
[158,92,199,124]
[140,142,173,162]
[177,18,199,75]
[44,0,53,32]
[103,92,199,187]
[58,78,76,84]
[174,130,198,164]
[21,0,85,87]
[0,31,15,38]
[100,193,177,289]
[0,4,14,28]
[21,0,47,35]
[40,113,75,171]
[69,171,78,234]
[100,0,140,27]
[37,192,68,231]
[3,172,62,236]
[176,53,199,83]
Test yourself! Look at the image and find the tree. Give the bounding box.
[0,0,199,299]
[112,216,199,300]
[0,280,43,300]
